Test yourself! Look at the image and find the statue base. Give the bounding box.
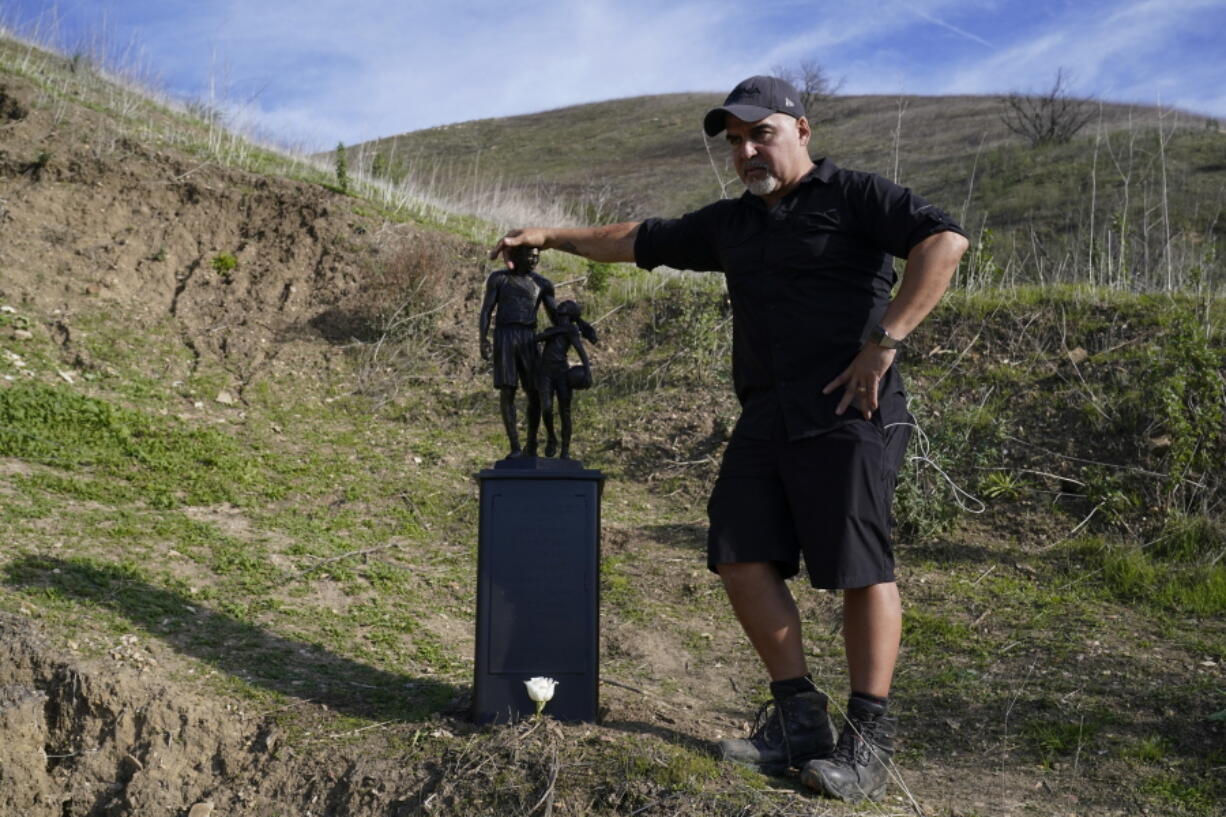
[471,460,605,723]
[491,455,590,471]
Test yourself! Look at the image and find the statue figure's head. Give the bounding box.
[508,246,540,273]
[556,300,581,321]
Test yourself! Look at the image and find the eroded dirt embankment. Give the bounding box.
[0,614,448,817]
[0,73,485,389]
[2,613,266,815]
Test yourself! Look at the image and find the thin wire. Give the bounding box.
[885,418,987,514]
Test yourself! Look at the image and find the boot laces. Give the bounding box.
[834,714,879,766]
[747,698,794,763]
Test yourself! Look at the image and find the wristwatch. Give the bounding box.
[868,325,902,349]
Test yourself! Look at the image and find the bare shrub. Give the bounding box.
[769,58,844,126]
[349,228,462,403]
[1000,68,1094,147]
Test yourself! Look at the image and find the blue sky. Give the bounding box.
[3,0,1224,150]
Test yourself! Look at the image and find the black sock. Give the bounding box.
[850,690,889,711]
[770,674,815,699]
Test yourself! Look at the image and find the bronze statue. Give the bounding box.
[479,246,557,458]
[534,300,597,459]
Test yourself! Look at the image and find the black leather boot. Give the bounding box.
[800,696,896,801]
[718,689,836,775]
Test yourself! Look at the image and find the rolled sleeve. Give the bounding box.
[851,173,966,259]
[634,207,725,273]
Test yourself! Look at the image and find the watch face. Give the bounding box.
[871,327,899,348]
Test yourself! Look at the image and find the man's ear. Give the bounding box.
[796,115,812,147]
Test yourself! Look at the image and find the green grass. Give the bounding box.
[0,381,285,508]
[1022,715,1104,768]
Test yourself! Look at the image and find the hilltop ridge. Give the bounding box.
[348,90,1224,291]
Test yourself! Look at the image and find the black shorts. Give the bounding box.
[706,419,912,590]
[492,325,538,388]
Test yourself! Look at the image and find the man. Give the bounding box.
[490,76,968,802]
[478,245,557,458]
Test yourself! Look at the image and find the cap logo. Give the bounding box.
[785,97,795,107]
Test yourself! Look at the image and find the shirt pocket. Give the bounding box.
[717,221,762,274]
[789,209,882,275]
[780,209,843,267]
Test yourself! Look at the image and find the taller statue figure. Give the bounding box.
[478,246,556,458]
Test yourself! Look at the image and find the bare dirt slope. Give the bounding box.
[1,74,483,393]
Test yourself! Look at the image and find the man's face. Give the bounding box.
[724,112,811,198]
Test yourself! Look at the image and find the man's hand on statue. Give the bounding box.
[490,228,548,266]
[823,345,897,419]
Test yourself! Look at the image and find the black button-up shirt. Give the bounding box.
[633,158,965,441]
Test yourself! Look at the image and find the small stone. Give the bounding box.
[188,802,214,817]
[12,329,32,340]
[57,370,75,383]
[215,390,237,406]
[1067,346,1088,364]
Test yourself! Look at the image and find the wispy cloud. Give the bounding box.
[3,0,1223,148]
[911,8,993,49]
[938,0,1226,115]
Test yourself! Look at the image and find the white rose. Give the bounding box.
[524,676,558,717]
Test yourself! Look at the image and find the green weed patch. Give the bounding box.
[0,382,285,508]
[1067,522,1226,616]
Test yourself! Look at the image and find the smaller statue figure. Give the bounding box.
[535,300,598,460]
[479,246,557,458]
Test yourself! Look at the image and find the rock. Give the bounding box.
[215,390,237,406]
[1067,346,1088,364]
[12,329,32,340]
[188,801,215,817]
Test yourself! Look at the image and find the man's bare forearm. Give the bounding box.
[491,222,641,265]
[880,230,969,340]
[823,230,968,417]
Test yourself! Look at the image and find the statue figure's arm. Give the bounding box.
[576,318,599,345]
[570,328,592,374]
[478,274,499,360]
[538,277,559,326]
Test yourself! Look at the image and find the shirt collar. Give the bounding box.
[739,157,838,209]
[805,157,837,183]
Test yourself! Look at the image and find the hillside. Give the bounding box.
[2,32,1224,817]
[352,92,1226,291]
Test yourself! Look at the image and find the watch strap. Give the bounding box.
[869,325,902,349]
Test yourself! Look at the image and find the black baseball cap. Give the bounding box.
[703,75,805,137]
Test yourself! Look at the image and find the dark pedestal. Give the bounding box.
[472,458,604,723]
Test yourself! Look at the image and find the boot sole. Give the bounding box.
[727,746,835,777]
[799,765,886,802]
